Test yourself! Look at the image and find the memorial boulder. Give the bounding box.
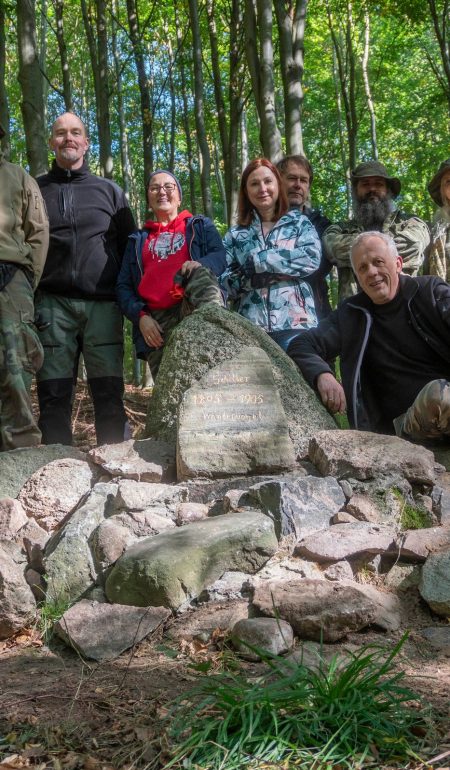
[144,305,335,456]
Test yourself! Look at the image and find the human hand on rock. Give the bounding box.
[317,372,346,414]
[139,314,164,348]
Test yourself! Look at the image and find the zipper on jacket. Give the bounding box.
[347,303,372,429]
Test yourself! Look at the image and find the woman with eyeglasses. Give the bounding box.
[117,170,225,379]
[220,158,321,346]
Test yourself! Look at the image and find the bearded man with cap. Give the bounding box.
[0,122,49,450]
[427,159,450,282]
[117,170,226,379]
[323,160,430,302]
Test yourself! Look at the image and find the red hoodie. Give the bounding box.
[139,210,192,310]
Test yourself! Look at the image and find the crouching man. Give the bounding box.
[288,231,450,441]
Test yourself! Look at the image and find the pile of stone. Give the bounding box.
[1,426,449,662]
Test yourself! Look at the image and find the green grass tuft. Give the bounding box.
[156,633,429,770]
[392,488,434,530]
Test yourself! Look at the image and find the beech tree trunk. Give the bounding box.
[126,0,153,187]
[361,10,377,159]
[174,0,196,212]
[52,0,73,110]
[0,0,10,156]
[16,0,47,175]
[188,0,213,217]
[275,0,307,155]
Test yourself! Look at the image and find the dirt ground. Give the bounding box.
[1,384,449,769]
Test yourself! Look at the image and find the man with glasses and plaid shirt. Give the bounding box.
[117,169,226,379]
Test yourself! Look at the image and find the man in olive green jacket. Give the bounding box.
[323,161,430,303]
[0,124,49,450]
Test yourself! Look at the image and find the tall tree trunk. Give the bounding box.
[326,0,358,178]
[213,141,227,222]
[111,0,132,202]
[332,47,351,215]
[241,106,249,171]
[80,0,113,177]
[0,0,10,157]
[167,32,176,171]
[52,0,73,110]
[244,0,282,161]
[126,0,153,187]
[275,0,307,155]
[16,0,47,175]
[228,0,245,224]
[39,0,48,125]
[174,0,196,212]
[188,0,213,217]
[426,0,450,119]
[361,9,377,159]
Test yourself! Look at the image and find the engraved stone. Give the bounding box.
[176,347,296,479]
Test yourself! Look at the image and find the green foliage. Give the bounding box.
[392,488,434,530]
[157,634,428,769]
[37,593,71,644]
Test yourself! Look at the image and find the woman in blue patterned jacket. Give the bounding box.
[220,158,321,335]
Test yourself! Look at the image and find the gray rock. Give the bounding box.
[252,579,378,642]
[341,476,414,526]
[247,475,345,539]
[176,502,209,525]
[105,511,277,610]
[397,527,450,561]
[144,304,335,456]
[231,617,294,660]
[25,568,46,601]
[384,564,421,591]
[222,489,252,513]
[323,560,354,581]
[89,438,176,482]
[198,571,253,603]
[347,582,401,631]
[0,445,87,500]
[332,512,358,524]
[309,430,436,485]
[0,498,28,538]
[0,540,36,639]
[17,458,94,532]
[177,347,296,479]
[432,473,450,525]
[294,523,396,562]
[420,627,450,656]
[253,556,323,583]
[17,519,49,572]
[345,494,383,523]
[338,480,353,500]
[419,549,450,616]
[44,482,118,604]
[54,599,170,661]
[113,479,187,518]
[90,517,138,575]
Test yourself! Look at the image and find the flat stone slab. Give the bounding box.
[177,347,295,479]
[294,523,396,562]
[105,510,277,610]
[309,430,436,484]
[252,579,378,642]
[0,540,36,639]
[54,599,170,660]
[397,527,450,561]
[0,445,87,500]
[89,438,176,482]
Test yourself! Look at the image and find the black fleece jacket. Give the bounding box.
[288,274,450,432]
[37,161,136,300]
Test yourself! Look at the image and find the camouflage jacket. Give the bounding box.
[322,208,430,303]
[427,208,450,282]
[220,209,321,331]
[0,152,49,287]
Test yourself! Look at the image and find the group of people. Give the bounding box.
[1,109,450,452]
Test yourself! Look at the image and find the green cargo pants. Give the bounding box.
[0,269,43,450]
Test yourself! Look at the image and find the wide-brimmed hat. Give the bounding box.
[427,159,450,206]
[351,161,401,197]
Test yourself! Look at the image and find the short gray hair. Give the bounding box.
[350,231,398,269]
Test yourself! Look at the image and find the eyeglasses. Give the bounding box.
[148,183,176,194]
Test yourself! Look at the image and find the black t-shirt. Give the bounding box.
[362,288,450,432]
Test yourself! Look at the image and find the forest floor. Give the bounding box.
[0,383,449,770]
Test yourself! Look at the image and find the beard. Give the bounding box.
[353,193,395,230]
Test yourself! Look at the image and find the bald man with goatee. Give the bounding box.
[36,113,135,447]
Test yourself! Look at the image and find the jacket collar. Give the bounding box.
[48,159,90,180]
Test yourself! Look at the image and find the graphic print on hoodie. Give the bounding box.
[138,210,192,310]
